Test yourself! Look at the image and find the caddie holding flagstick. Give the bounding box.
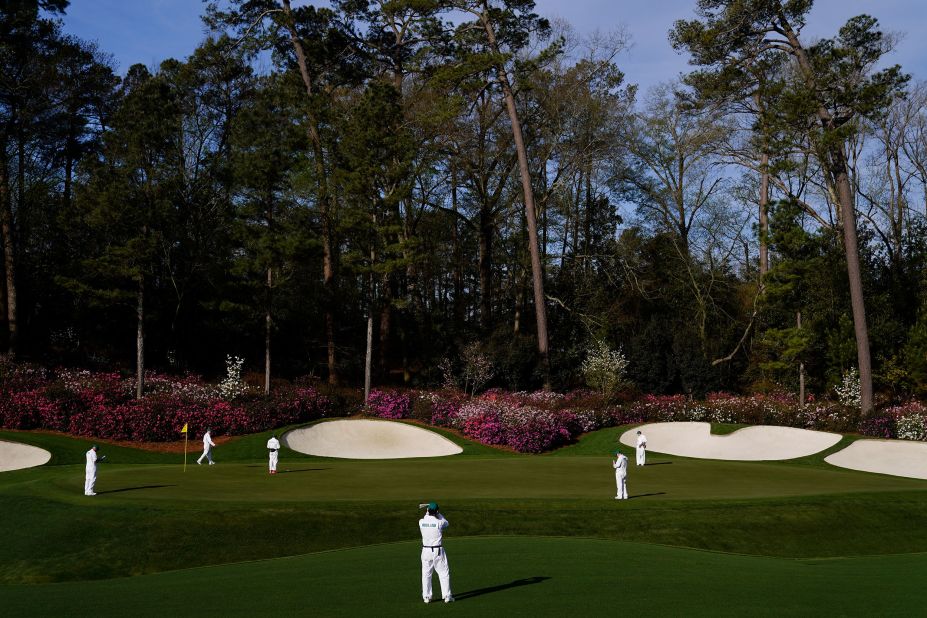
[418,502,453,604]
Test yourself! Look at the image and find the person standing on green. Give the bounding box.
[613,450,628,499]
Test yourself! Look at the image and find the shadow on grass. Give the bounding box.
[630,492,667,499]
[279,468,329,474]
[97,485,175,494]
[454,576,550,600]
[642,461,672,466]
[245,465,329,472]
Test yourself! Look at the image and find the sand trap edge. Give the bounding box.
[283,419,463,459]
[619,421,842,461]
[825,439,927,480]
[0,439,52,472]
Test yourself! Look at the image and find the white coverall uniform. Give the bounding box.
[636,433,647,466]
[419,513,452,602]
[84,448,98,495]
[197,431,216,465]
[614,453,628,499]
[267,437,281,473]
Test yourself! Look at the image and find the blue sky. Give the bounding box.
[62,0,927,93]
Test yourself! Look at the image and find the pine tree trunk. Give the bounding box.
[136,273,145,399]
[478,203,493,331]
[782,21,874,415]
[451,166,464,327]
[281,0,339,385]
[0,151,18,356]
[0,151,9,348]
[835,165,874,414]
[265,266,272,396]
[478,6,550,387]
[758,151,770,278]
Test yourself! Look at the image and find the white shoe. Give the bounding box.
[85,492,96,496]
[423,598,431,604]
[209,461,215,465]
[197,461,202,465]
[444,596,454,603]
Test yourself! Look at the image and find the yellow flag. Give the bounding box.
[180,423,188,434]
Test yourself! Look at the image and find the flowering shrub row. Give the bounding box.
[3,361,926,449]
[0,364,331,441]
[419,389,927,453]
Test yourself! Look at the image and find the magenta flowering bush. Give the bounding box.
[437,395,577,453]
[365,389,412,419]
[429,397,462,426]
[0,365,331,441]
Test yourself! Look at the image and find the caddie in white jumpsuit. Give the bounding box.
[267,434,281,474]
[85,445,102,496]
[197,429,216,465]
[613,451,628,499]
[636,430,647,466]
[419,502,453,604]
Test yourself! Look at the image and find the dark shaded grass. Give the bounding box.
[4,490,927,584]
[3,537,927,617]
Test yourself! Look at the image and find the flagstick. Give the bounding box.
[183,432,188,473]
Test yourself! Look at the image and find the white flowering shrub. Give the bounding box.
[461,343,494,395]
[896,414,927,441]
[437,357,457,391]
[581,341,630,400]
[834,368,861,409]
[217,355,247,401]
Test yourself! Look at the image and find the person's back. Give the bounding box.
[614,453,627,475]
[419,512,448,547]
[419,504,452,604]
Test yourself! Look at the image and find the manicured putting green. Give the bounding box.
[7,454,927,505]
[3,537,926,616]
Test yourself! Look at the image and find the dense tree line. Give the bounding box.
[2,0,927,406]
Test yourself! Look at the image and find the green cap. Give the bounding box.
[612,450,621,456]
[428,502,439,511]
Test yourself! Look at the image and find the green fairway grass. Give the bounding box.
[3,537,926,617]
[3,423,927,614]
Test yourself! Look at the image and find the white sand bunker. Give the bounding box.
[620,422,841,461]
[0,439,51,472]
[825,439,927,480]
[284,419,463,459]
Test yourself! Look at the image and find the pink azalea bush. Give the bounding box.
[366,389,411,419]
[434,393,580,453]
[0,364,331,441]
